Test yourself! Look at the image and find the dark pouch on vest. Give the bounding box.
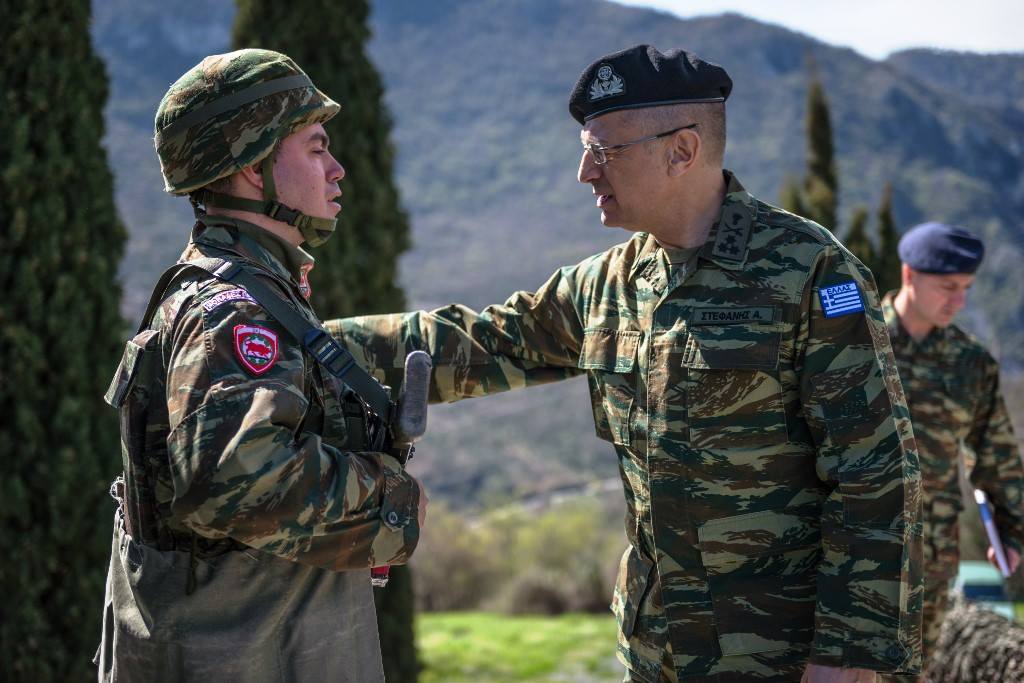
[105,329,164,544]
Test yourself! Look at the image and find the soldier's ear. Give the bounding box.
[901,263,914,289]
[238,164,265,194]
[667,129,700,177]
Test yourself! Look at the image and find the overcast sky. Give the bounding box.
[611,0,1024,60]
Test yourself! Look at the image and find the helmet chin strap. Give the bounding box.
[191,148,337,247]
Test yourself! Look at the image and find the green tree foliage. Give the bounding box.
[233,2,416,680]
[0,1,126,679]
[233,0,409,316]
[802,77,838,230]
[844,206,874,266]
[413,499,623,615]
[874,183,901,294]
[781,72,837,231]
[779,175,807,218]
[782,69,904,291]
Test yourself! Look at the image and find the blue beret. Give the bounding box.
[898,222,984,274]
[569,45,732,125]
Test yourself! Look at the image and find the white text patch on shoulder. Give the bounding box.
[202,288,257,312]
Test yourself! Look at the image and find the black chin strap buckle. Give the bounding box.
[266,200,301,226]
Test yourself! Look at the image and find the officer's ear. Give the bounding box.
[667,128,700,177]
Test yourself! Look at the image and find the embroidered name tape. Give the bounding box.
[202,288,256,312]
[691,306,775,325]
[819,282,864,318]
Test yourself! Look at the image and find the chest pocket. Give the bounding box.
[907,366,974,464]
[579,328,640,447]
[682,324,788,449]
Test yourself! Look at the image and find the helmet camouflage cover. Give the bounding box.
[155,49,340,195]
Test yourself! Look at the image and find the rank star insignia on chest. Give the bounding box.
[234,324,279,374]
[819,281,864,318]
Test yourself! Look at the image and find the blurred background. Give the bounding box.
[3,0,1023,680]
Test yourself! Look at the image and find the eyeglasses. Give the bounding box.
[582,123,698,165]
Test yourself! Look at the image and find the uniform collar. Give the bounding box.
[700,170,755,271]
[881,289,950,353]
[881,290,903,338]
[629,170,755,281]
[187,213,315,291]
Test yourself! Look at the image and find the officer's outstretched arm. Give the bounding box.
[797,246,923,674]
[326,263,588,402]
[165,295,420,571]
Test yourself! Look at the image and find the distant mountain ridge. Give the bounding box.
[92,0,1024,508]
[886,49,1024,114]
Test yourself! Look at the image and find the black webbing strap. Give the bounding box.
[139,257,393,422]
[137,263,200,333]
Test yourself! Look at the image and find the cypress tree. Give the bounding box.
[844,206,875,268]
[233,0,409,317]
[0,0,126,679]
[802,77,838,230]
[233,3,418,681]
[780,72,838,232]
[874,183,901,295]
[779,175,807,218]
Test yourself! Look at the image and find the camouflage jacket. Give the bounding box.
[332,173,923,679]
[123,214,420,568]
[97,215,421,680]
[882,292,1024,579]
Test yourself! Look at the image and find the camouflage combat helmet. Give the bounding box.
[155,49,341,246]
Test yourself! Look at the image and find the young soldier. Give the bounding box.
[95,49,426,681]
[333,45,923,682]
[880,222,1024,680]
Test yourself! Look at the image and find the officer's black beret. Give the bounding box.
[898,222,985,274]
[569,45,732,125]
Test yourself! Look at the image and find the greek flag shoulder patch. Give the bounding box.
[819,281,864,318]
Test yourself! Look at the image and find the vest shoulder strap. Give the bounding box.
[139,257,393,422]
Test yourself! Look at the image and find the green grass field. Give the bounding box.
[417,612,624,683]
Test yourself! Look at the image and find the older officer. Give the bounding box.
[880,222,1024,681]
[333,45,922,682]
[95,49,425,681]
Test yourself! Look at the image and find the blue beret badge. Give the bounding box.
[819,281,864,318]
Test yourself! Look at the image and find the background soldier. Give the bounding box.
[95,49,426,681]
[880,222,1024,680]
[332,45,922,682]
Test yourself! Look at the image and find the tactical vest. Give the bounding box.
[96,254,395,681]
[104,255,394,554]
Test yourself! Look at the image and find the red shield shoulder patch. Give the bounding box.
[233,325,279,375]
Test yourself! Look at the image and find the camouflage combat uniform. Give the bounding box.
[882,292,1024,671]
[332,173,923,682]
[95,214,420,681]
